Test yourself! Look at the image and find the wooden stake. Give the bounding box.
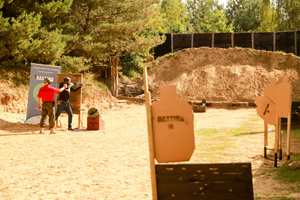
[287,87,292,159]
[231,33,234,48]
[264,121,268,147]
[275,118,279,153]
[251,31,254,49]
[278,117,282,160]
[212,31,215,48]
[171,33,174,53]
[287,115,291,159]
[264,121,268,158]
[79,108,85,129]
[273,32,276,52]
[110,57,114,94]
[274,117,279,167]
[115,57,119,96]
[295,29,297,56]
[143,67,158,200]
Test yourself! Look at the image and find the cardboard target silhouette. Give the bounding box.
[151,85,195,163]
[255,75,292,167]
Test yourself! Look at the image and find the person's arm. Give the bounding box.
[52,84,67,93]
[57,82,66,93]
[59,86,65,92]
[58,83,68,93]
[38,98,42,110]
[70,84,83,92]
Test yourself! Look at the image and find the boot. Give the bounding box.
[39,127,44,134]
[50,128,56,134]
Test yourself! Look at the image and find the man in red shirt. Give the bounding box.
[38,78,65,134]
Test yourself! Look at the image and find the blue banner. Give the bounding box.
[26,63,61,124]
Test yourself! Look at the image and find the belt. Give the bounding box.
[59,100,68,104]
[43,101,53,103]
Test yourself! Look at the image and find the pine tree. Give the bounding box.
[0,0,164,72]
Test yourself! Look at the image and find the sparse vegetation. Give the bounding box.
[194,113,300,195]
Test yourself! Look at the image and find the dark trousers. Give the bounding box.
[55,102,73,128]
[40,102,55,129]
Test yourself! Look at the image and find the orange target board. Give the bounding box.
[151,85,195,163]
[255,75,292,125]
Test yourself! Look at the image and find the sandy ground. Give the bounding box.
[1,102,299,200]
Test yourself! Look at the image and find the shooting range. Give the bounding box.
[255,74,292,167]
[3,46,300,199]
[143,67,254,200]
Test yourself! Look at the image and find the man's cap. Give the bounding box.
[64,77,71,83]
[44,77,52,83]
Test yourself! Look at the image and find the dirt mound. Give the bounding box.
[0,92,27,113]
[147,47,300,102]
[0,85,117,114]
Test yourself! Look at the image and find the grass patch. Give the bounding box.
[271,163,300,193]
[195,114,263,136]
[194,129,239,163]
[194,114,300,194]
[81,72,108,96]
[274,166,300,183]
[268,129,300,192]
[227,114,264,136]
[195,128,219,136]
[193,113,267,163]
[282,128,300,139]
[292,154,300,161]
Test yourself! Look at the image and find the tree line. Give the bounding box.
[163,0,300,33]
[0,0,299,78]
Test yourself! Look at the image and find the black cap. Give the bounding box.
[64,77,70,83]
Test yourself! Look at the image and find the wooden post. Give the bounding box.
[112,57,116,96]
[278,117,282,160]
[274,117,279,167]
[287,115,292,160]
[264,121,268,147]
[264,121,268,158]
[79,108,85,129]
[111,57,119,96]
[287,86,292,160]
[295,29,297,55]
[231,32,234,48]
[78,110,81,129]
[143,67,158,200]
[191,33,194,48]
[171,33,174,53]
[251,31,254,49]
[273,32,276,52]
[212,31,214,48]
[114,57,119,96]
[110,57,114,94]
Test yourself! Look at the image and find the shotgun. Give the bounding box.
[73,82,92,86]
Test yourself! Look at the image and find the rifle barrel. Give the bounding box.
[73,82,92,86]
